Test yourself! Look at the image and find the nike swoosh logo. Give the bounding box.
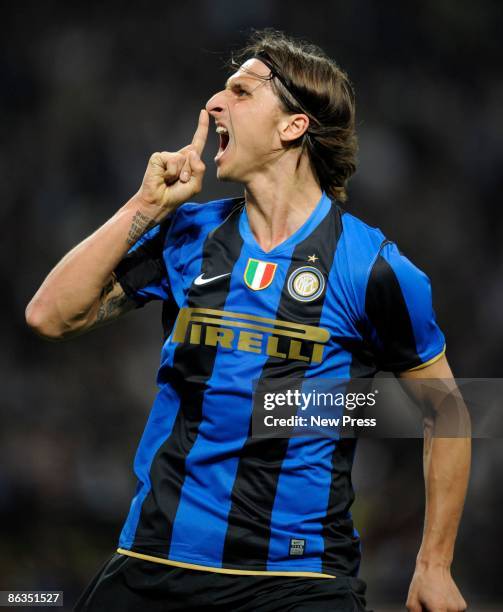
[193,273,231,286]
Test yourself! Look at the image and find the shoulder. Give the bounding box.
[164,196,242,246]
[337,207,431,287]
[339,209,387,257]
[173,196,243,229]
[334,206,433,314]
[333,208,388,312]
[369,240,429,288]
[366,240,436,324]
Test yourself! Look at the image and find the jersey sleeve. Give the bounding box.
[363,241,446,372]
[113,217,172,308]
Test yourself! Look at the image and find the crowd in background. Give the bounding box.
[2,1,502,608]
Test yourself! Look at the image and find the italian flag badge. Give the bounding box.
[244,258,277,290]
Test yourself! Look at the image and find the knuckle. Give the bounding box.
[160,151,173,163]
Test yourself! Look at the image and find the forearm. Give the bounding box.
[402,357,469,610]
[25,194,157,338]
[26,112,209,340]
[417,434,471,568]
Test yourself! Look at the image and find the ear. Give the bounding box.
[278,114,310,144]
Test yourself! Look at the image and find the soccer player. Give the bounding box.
[26,31,469,612]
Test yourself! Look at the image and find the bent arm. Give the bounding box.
[401,355,470,611]
[25,111,209,341]
[25,195,156,340]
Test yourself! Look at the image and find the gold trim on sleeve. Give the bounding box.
[405,345,446,372]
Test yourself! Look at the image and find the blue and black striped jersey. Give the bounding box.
[113,192,445,578]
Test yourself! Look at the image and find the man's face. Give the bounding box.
[205,59,286,183]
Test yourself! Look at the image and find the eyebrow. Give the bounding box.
[224,70,271,90]
[225,77,249,89]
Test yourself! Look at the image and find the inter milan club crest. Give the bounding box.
[287,266,325,302]
[244,258,277,290]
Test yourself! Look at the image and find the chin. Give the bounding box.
[216,163,237,183]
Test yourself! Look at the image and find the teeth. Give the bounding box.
[216,126,229,135]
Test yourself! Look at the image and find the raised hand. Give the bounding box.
[136,109,209,222]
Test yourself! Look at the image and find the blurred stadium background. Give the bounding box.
[2,1,502,609]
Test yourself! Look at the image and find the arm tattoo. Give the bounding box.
[127,210,156,246]
[96,279,130,322]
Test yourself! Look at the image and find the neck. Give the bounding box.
[243,152,323,253]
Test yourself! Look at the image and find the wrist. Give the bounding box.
[123,192,175,222]
[116,195,163,247]
[415,552,453,572]
[124,192,158,215]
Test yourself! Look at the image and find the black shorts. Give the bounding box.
[74,553,370,612]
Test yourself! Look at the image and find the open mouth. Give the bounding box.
[216,126,231,161]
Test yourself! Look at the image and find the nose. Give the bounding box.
[205,89,227,117]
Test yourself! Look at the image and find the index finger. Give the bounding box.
[191,109,209,155]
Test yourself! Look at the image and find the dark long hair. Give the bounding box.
[232,30,358,203]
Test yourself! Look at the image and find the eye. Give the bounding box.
[235,86,249,97]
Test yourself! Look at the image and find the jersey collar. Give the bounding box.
[238,191,332,257]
